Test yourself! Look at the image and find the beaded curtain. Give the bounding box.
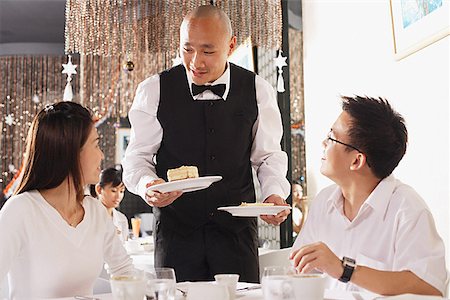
[0,56,80,191]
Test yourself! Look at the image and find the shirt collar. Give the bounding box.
[185,62,230,101]
[326,174,397,219]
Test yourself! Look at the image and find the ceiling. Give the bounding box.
[0,0,301,56]
[0,0,65,55]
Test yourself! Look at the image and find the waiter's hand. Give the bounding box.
[260,194,290,226]
[145,179,183,208]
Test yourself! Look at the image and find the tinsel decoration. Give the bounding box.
[64,0,283,56]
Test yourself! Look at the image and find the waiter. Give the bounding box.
[122,5,290,283]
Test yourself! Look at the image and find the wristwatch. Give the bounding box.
[339,257,356,283]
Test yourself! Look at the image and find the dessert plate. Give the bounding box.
[217,205,291,217]
[146,176,222,194]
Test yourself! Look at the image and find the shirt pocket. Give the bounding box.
[356,252,390,271]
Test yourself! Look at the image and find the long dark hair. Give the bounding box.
[15,101,93,202]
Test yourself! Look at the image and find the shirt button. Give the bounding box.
[209,212,214,217]
[209,102,214,106]
[210,155,216,160]
[209,128,215,134]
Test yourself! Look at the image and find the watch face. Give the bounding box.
[343,257,356,267]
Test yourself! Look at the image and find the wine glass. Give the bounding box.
[144,267,176,300]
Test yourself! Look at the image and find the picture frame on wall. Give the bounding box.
[229,37,254,72]
[390,0,449,60]
[115,128,131,164]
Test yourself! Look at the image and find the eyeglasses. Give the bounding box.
[326,131,371,167]
[326,131,363,153]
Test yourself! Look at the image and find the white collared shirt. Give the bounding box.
[122,62,290,201]
[292,175,447,295]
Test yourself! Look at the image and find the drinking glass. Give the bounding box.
[110,271,145,300]
[261,266,297,300]
[144,267,176,300]
[131,217,141,239]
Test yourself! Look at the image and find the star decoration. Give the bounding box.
[62,55,77,77]
[274,51,287,69]
[172,54,182,66]
[32,94,40,104]
[5,114,14,126]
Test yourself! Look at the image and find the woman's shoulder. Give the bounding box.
[1,190,39,210]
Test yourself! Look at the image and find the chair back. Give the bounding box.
[259,247,293,273]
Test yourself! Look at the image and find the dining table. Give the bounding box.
[55,282,446,300]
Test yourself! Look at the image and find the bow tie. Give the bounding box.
[192,83,226,98]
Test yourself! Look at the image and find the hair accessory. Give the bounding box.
[44,104,54,112]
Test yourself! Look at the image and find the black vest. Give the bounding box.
[155,63,258,235]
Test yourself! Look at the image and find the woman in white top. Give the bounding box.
[0,102,134,299]
[92,167,129,242]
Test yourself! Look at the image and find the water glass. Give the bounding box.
[261,266,297,300]
[110,271,145,300]
[144,267,176,300]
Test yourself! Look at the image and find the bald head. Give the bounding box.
[182,5,233,38]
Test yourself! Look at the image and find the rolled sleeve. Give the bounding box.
[251,75,290,200]
[122,75,162,200]
[394,209,447,295]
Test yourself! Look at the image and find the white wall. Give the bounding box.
[302,0,450,265]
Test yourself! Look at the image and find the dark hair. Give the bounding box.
[341,95,407,179]
[89,167,123,197]
[15,102,93,202]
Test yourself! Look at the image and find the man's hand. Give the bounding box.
[290,242,343,279]
[145,179,183,207]
[260,194,291,226]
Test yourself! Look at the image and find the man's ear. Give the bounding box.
[350,153,367,171]
[228,36,237,56]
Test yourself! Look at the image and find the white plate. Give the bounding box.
[146,176,222,194]
[217,205,291,217]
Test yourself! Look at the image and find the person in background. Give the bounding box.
[291,181,306,235]
[91,167,129,242]
[290,96,446,296]
[0,102,133,298]
[122,5,290,283]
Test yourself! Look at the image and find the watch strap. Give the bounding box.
[339,257,356,283]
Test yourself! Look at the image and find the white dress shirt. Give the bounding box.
[112,208,129,242]
[122,62,290,201]
[0,191,133,299]
[292,175,447,295]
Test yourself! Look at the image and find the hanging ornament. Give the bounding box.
[8,164,16,173]
[32,94,40,104]
[5,114,14,126]
[123,61,135,72]
[274,50,288,93]
[172,53,182,67]
[62,55,77,101]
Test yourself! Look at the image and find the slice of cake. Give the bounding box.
[240,202,275,206]
[167,166,199,182]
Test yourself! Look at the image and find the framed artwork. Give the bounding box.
[115,128,131,164]
[390,0,449,60]
[229,37,254,71]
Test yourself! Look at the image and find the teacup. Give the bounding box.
[186,282,229,300]
[291,273,326,300]
[214,274,239,300]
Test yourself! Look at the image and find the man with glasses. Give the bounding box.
[290,96,446,296]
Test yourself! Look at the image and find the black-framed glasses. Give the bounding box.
[327,131,363,153]
[326,130,371,167]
